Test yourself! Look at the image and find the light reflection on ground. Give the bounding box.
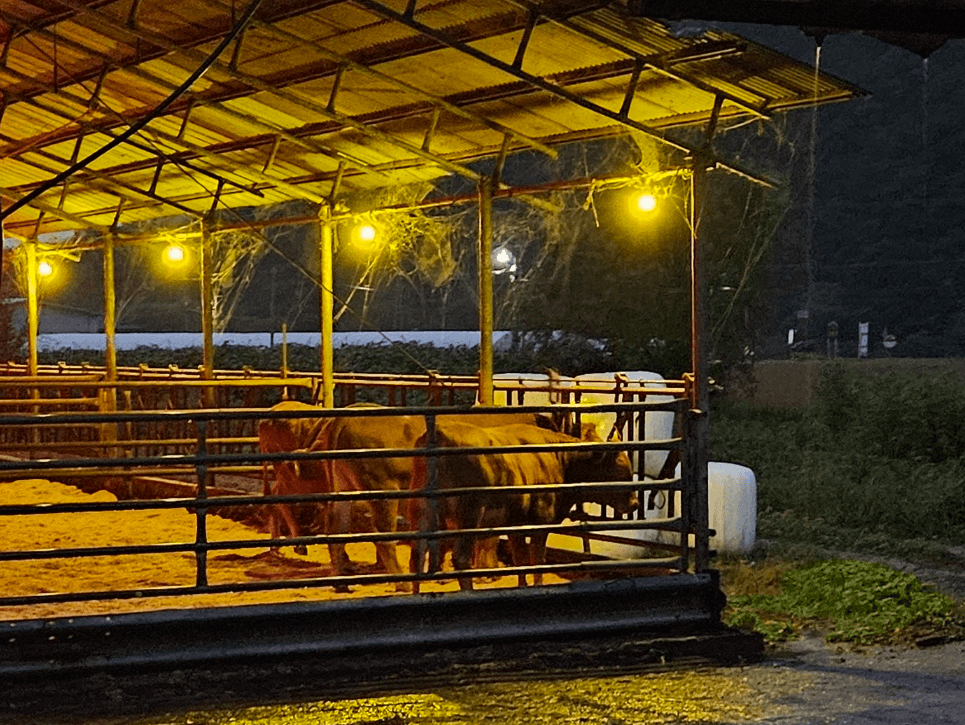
[142,669,791,725]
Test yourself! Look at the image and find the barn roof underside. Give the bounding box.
[0,0,863,240]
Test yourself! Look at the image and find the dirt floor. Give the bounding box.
[0,478,564,622]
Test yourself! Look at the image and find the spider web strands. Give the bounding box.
[352,0,777,189]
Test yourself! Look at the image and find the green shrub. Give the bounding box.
[712,367,965,548]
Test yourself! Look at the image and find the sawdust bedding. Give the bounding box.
[0,479,549,622]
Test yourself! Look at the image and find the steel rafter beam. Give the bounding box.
[0,8,372,171]
[245,15,558,159]
[0,9,373,191]
[2,2,597,186]
[0,1,345,105]
[51,0,487,185]
[0,184,110,232]
[2,57,632,205]
[626,0,965,37]
[351,0,775,186]
[15,142,203,219]
[0,84,282,212]
[502,0,771,118]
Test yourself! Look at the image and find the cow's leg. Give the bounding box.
[268,464,308,555]
[408,498,431,594]
[327,499,354,593]
[451,529,476,591]
[474,536,501,578]
[372,499,412,593]
[530,532,550,587]
[507,535,532,587]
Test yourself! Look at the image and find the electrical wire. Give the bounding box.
[0,0,265,223]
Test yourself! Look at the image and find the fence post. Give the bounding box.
[194,419,210,589]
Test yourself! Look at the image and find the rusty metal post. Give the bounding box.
[318,206,335,408]
[101,233,119,451]
[477,178,495,406]
[102,233,118,407]
[689,159,711,573]
[25,239,39,377]
[200,218,215,408]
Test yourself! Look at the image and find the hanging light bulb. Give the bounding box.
[163,243,186,264]
[37,260,54,277]
[357,224,377,243]
[635,192,657,213]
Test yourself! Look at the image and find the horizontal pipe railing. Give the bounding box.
[0,517,685,565]
[0,399,698,611]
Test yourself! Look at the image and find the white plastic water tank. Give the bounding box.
[489,372,574,407]
[647,462,757,555]
[550,371,679,559]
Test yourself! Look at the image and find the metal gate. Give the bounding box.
[0,378,719,676]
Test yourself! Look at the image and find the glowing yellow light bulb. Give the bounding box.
[37,260,54,277]
[358,224,377,243]
[636,193,657,212]
[164,243,186,264]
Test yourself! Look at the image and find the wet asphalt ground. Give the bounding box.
[3,632,964,725]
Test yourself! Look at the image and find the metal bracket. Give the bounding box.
[512,9,540,69]
[619,60,643,118]
[421,108,440,152]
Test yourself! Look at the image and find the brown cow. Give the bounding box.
[267,408,559,590]
[408,421,636,591]
[258,401,331,551]
[260,401,389,549]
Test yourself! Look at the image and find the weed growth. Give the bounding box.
[711,364,965,549]
[724,559,963,644]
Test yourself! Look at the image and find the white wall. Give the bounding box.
[36,331,513,351]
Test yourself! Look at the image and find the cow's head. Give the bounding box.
[563,426,637,515]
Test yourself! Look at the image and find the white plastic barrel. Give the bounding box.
[644,462,757,555]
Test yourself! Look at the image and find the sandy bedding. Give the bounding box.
[0,479,542,622]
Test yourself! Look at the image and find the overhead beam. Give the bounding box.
[246,16,558,158]
[353,0,776,187]
[626,0,965,37]
[503,0,771,118]
[0,185,110,231]
[0,87,280,214]
[53,0,486,185]
[0,9,372,169]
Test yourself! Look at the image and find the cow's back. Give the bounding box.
[259,401,328,452]
[326,414,425,491]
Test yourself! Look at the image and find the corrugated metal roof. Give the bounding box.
[0,0,864,238]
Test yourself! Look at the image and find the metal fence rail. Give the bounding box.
[0,399,699,612]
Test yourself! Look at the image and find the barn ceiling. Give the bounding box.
[0,0,863,239]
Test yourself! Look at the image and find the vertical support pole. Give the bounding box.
[25,239,39,377]
[102,233,118,404]
[25,238,41,453]
[477,178,495,406]
[318,205,335,408]
[200,218,215,408]
[689,159,711,574]
[101,233,118,451]
[690,165,708,412]
[194,419,209,589]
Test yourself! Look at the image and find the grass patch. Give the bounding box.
[711,364,965,548]
[720,556,965,646]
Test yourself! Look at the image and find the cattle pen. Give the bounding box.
[0,0,863,687]
[0,365,755,677]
